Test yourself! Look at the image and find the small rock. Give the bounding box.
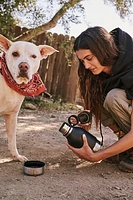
[23,103,36,110]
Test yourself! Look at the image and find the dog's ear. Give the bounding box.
[0,34,12,52]
[38,45,59,59]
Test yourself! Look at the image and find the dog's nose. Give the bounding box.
[18,62,29,72]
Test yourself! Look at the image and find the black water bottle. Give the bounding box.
[59,122,101,152]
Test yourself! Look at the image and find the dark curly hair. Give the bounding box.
[74,26,119,128]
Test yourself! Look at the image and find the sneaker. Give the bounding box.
[104,151,128,164]
[104,155,120,164]
[114,130,125,138]
[119,149,133,173]
[119,156,133,173]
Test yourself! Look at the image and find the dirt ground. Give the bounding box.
[0,107,133,200]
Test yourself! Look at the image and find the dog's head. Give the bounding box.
[0,34,58,84]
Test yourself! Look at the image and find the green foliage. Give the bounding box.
[22,96,79,111]
[104,0,133,18]
[60,36,75,66]
[0,0,84,39]
[115,0,132,17]
[58,2,85,34]
[0,0,35,39]
[38,100,79,111]
[0,0,16,39]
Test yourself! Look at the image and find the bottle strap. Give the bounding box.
[100,120,104,146]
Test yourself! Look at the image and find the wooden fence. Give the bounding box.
[15,26,80,103]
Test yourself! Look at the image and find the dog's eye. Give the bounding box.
[31,55,37,59]
[12,52,19,57]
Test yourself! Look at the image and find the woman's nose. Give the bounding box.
[84,61,91,69]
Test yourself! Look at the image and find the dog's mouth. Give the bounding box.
[17,73,30,84]
[18,71,29,78]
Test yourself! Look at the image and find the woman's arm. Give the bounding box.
[67,100,133,162]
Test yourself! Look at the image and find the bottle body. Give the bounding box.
[59,122,101,151]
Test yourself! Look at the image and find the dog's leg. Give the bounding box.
[4,113,28,162]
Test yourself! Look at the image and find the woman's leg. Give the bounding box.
[101,88,132,134]
[101,89,133,171]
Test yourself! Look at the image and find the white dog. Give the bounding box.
[0,34,58,162]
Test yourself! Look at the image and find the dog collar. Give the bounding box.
[0,53,47,97]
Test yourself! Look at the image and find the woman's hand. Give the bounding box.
[67,134,96,162]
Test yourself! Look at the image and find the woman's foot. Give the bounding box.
[104,151,128,164]
[105,149,133,173]
[119,151,133,173]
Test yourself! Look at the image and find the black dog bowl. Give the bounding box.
[24,160,45,176]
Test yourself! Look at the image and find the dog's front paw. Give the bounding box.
[13,154,28,162]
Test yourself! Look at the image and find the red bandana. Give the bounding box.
[0,53,47,97]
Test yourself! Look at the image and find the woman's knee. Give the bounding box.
[103,89,126,110]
